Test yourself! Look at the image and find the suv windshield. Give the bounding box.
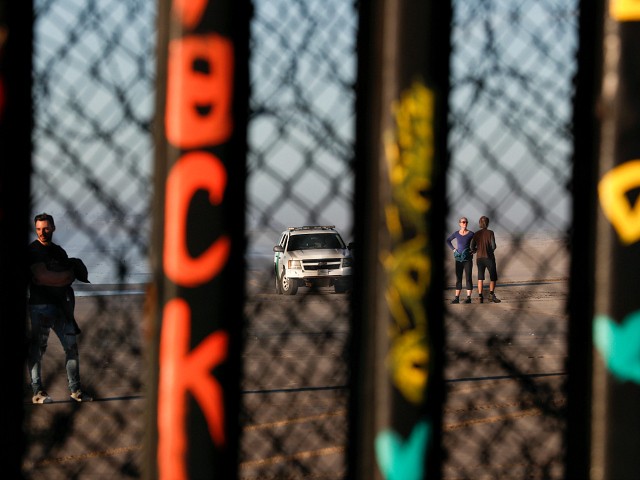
[288,233,345,251]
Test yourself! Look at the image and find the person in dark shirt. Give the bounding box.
[446,216,474,303]
[27,213,93,403]
[470,216,501,303]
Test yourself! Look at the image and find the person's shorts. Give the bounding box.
[476,257,498,281]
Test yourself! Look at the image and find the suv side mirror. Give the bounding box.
[273,245,284,253]
[348,242,355,250]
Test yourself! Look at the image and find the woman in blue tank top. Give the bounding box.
[445,217,474,303]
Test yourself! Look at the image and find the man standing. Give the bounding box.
[470,216,501,304]
[27,213,92,403]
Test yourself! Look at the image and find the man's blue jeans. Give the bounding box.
[28,304,80,394]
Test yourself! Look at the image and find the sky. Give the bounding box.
[446,0,578,235]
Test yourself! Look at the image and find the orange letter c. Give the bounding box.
[164,151,231,287]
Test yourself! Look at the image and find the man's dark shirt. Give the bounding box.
[471,228,496,259]
[28,240,70,305]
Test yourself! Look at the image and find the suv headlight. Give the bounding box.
[342,257,353,268]
[288,259,302,269]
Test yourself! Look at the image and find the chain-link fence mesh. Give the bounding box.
[31,0,155,284]
[240,1,356,477]
[23,0,577,478]
[443,1,576,478]
[23,0,155,478]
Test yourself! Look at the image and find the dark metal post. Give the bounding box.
[589,1,640,478]
[351,0,450,478]
[147,0,250,478]
[565,1,603,478]
[0,1,32,477]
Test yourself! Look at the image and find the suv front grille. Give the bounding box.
[302,258,342,270]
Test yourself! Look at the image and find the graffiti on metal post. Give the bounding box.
[157,0,235,478]
[374,80,434,480]
[594,311,640,384]
[595,159,640,384]
[610,0,640,21]
[598,159,640,245]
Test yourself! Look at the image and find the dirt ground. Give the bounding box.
[21,235,569,479]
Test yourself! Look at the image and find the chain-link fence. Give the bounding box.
[23,0,576,478]
[240,1,356,477]
[23,0,155,478]
[443,1,576,478]
[31,0,155,284]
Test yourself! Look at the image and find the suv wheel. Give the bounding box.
[280,269,298,295]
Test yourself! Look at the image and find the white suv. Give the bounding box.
[273,226,353,295]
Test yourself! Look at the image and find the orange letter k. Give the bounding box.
[158,298,229,480]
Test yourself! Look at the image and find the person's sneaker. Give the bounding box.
[479,295,484,304]
[451,297,460,304]
[70,390,93,402]
[32,391,53,404]
[489,293,501,303]
[464,297,471,304]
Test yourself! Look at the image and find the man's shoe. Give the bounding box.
[490,293,501,303]
[32,391,53,404]
[464,297,471,304]
[451,297,459,304]
[479,295,484,304]
[70,390,93,402]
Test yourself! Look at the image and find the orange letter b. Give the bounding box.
[166,33,234,149]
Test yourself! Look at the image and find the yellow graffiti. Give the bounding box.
[384,84,434,230]
[382,235,431,332]
[610,0,640,21]
[381,80,434,405]
[385,204,403,240]
[598,159,640,244]
[388,330,430,405]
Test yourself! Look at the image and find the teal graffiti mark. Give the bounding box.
[594,310,640,383]
[375,420,431,480]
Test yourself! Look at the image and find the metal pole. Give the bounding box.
[147,0,250,478]
[0,1,32,477]
[351,0,450,478]
[590,1,640,478]
[565,0,602,478]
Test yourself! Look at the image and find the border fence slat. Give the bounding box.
[588,2,640,478]
[566,1,602,478]
[149,0,250,478]
[351,0,450,478]
[0,1,32,478]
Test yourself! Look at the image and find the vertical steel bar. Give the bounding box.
[351,0,450,478]
[148,0,250,478]
[0,1,32,477]
[590,1,640,478]
[566,1,603,478]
